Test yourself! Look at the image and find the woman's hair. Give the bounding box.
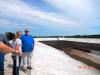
[16,31,21,35]
[16,31,22,37]
[5,32,16,40]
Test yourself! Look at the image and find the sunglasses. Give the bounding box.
[25,31,29,32]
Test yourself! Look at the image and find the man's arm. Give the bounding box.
[0,42,20,54]
[33,36,35,48]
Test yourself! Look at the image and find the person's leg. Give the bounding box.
[0,54,5,75]
[0,63,4,75]
[1,70,4,75]
[22,53,28,69]
[12,55,16,75]
[27,52,33,69]
[19,56,22,67]
[16,56,20,75]
[0,71,1,75]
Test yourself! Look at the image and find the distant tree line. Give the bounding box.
[34,36,64,38]
[66,35,100,38]
[34,35,100,38]
[5,32,100,39]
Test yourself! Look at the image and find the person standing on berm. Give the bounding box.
[21,29,34,71]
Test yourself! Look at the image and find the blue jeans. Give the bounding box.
[12,55,21,75]
[0,53,5,75]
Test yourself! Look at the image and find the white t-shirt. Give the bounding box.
[10,38,22,52]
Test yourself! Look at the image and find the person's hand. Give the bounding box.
[17,51,22,56]
[15,50,21,55]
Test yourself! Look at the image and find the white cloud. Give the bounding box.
[0,0,100,35]
[43,0,100,29]
[45,0,100,23]
[43,0,95,17]
[0,0,76,27]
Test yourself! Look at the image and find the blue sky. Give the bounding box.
[0,0,100,36]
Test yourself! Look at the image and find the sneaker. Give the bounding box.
[20,66,27,72]
[27,66,33,69]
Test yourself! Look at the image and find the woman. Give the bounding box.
[10,31,22,75]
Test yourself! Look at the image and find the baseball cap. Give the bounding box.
[25,29,29,32]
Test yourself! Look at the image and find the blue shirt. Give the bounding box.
[21,34,34,52]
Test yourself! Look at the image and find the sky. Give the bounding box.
[0,0,100,36]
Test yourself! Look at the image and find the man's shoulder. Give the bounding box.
[0,33,3,35]
[0,33,4,37]
[29,35,33,37]
[21,34,25,39]
[21,34,33,38]
[22,34,26,37]
[0,33,5,41]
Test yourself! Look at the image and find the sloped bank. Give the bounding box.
[40,40,100,70]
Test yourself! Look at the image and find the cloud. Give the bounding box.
[43,0,95,17]
[0,0,100,35]
[0,0,76,27]
[43,0,100,30]
[44,0,99,22]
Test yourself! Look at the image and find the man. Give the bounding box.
[0,33,20,75]
[21,29,34,70]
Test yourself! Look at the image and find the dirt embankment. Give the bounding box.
[40,40,100,51]
[40,40,100,70]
